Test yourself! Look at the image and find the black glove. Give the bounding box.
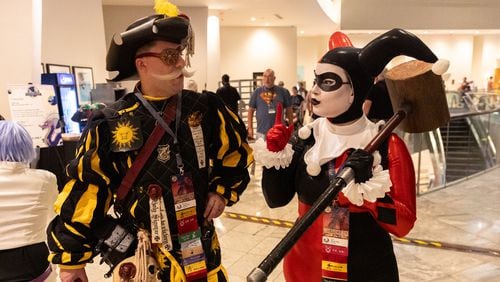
[344,149,374,183]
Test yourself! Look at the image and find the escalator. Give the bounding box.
[440,117,487,182]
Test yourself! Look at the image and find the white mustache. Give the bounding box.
[150,68,195,81]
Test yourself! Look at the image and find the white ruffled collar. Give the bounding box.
[324,115,374,136]
[303,116,384,176]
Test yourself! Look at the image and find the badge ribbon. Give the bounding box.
[171,173,208,281]
[322,160,350,281]
[148,184,173,251]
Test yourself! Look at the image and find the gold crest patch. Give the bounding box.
[157,144,171,163]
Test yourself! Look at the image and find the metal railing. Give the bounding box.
[408,91,500,194]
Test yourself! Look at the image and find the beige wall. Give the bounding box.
[0,0,38,119]
[42,0,107,84]
[220,26,297,90]
[341,0,500,30]
[297,36,329,89]
[298,32,500,92]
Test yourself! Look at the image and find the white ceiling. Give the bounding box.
[102,0,337,36]
[102,0,500,36]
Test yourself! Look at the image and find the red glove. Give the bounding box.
[266,103,294,152]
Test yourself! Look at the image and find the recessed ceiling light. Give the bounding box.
[265,22,270,26]
[300,30,305,34]
[250,17,256,22]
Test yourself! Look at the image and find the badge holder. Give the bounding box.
[321,161,350,281]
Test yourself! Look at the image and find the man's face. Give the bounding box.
[137,40,186,94]
[263,71,275,88]
[310,63,354,118]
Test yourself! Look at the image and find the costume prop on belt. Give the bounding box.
[249,29,450,282]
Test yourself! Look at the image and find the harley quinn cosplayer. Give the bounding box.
[254,29,447,282]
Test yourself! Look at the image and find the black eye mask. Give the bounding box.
[314,72,351,92]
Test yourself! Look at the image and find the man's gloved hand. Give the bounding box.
[344,148,374,183]
[266,103,293,152]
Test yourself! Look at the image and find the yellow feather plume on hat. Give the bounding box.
[154,0,180,17]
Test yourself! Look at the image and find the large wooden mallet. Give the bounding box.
[247,59,450,282]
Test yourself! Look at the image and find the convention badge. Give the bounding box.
[184,259,207,281]
[268,103,276,114]
[321,202,349,281]
[178,230,202,244]
[148,184,173,250]
[172,172,199,233]
[180,238,204,259]
[109,114,143,152]
[171,171,207,280]
[171,173,196,203]
[177,215,199,234]
[181,238,207,281]
[188,111,206,168]
[157,144,171,163]
[176,207,197,221]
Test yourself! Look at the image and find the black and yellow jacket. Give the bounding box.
[46,90,253,279]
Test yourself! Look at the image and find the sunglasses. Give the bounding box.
[136,47,184,66]
[314,72,351,92]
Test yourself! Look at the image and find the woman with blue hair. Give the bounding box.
[0,121,57,281]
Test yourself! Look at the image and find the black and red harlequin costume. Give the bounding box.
[256,29,444,281]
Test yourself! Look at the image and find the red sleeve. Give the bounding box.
[338,134,416,237]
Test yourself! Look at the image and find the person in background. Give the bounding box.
[215,74,241,114]
[247,68,293,140]
[186,79,198,92]
[297,81,308,97]
[290,86,305,128]
[459,77,472,93]
[363,70,394,122]
[487,76,494,92]
[0,121,58,281]
[46,5,253,282]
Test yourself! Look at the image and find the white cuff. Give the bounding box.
[341,165,392,206]
[252,138,294,169]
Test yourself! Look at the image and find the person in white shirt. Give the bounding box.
[0,121,58,281]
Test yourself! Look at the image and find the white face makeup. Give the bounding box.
[311,63,354,118]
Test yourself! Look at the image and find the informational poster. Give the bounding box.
[7,84,62,148]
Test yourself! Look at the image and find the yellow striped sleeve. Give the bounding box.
[71,184,99,227]
[216,110,230,159]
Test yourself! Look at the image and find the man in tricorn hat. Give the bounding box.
[47,5,253,282]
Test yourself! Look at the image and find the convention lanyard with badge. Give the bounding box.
[136,93,208,280]
[321,160,350,281]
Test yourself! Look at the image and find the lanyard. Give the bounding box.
[135,91,185,174]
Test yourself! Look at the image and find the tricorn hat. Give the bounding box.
[106,14,194,81]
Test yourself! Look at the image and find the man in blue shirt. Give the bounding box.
[247,69,293,140]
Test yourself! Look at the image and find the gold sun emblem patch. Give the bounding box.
[111,120,140,151]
